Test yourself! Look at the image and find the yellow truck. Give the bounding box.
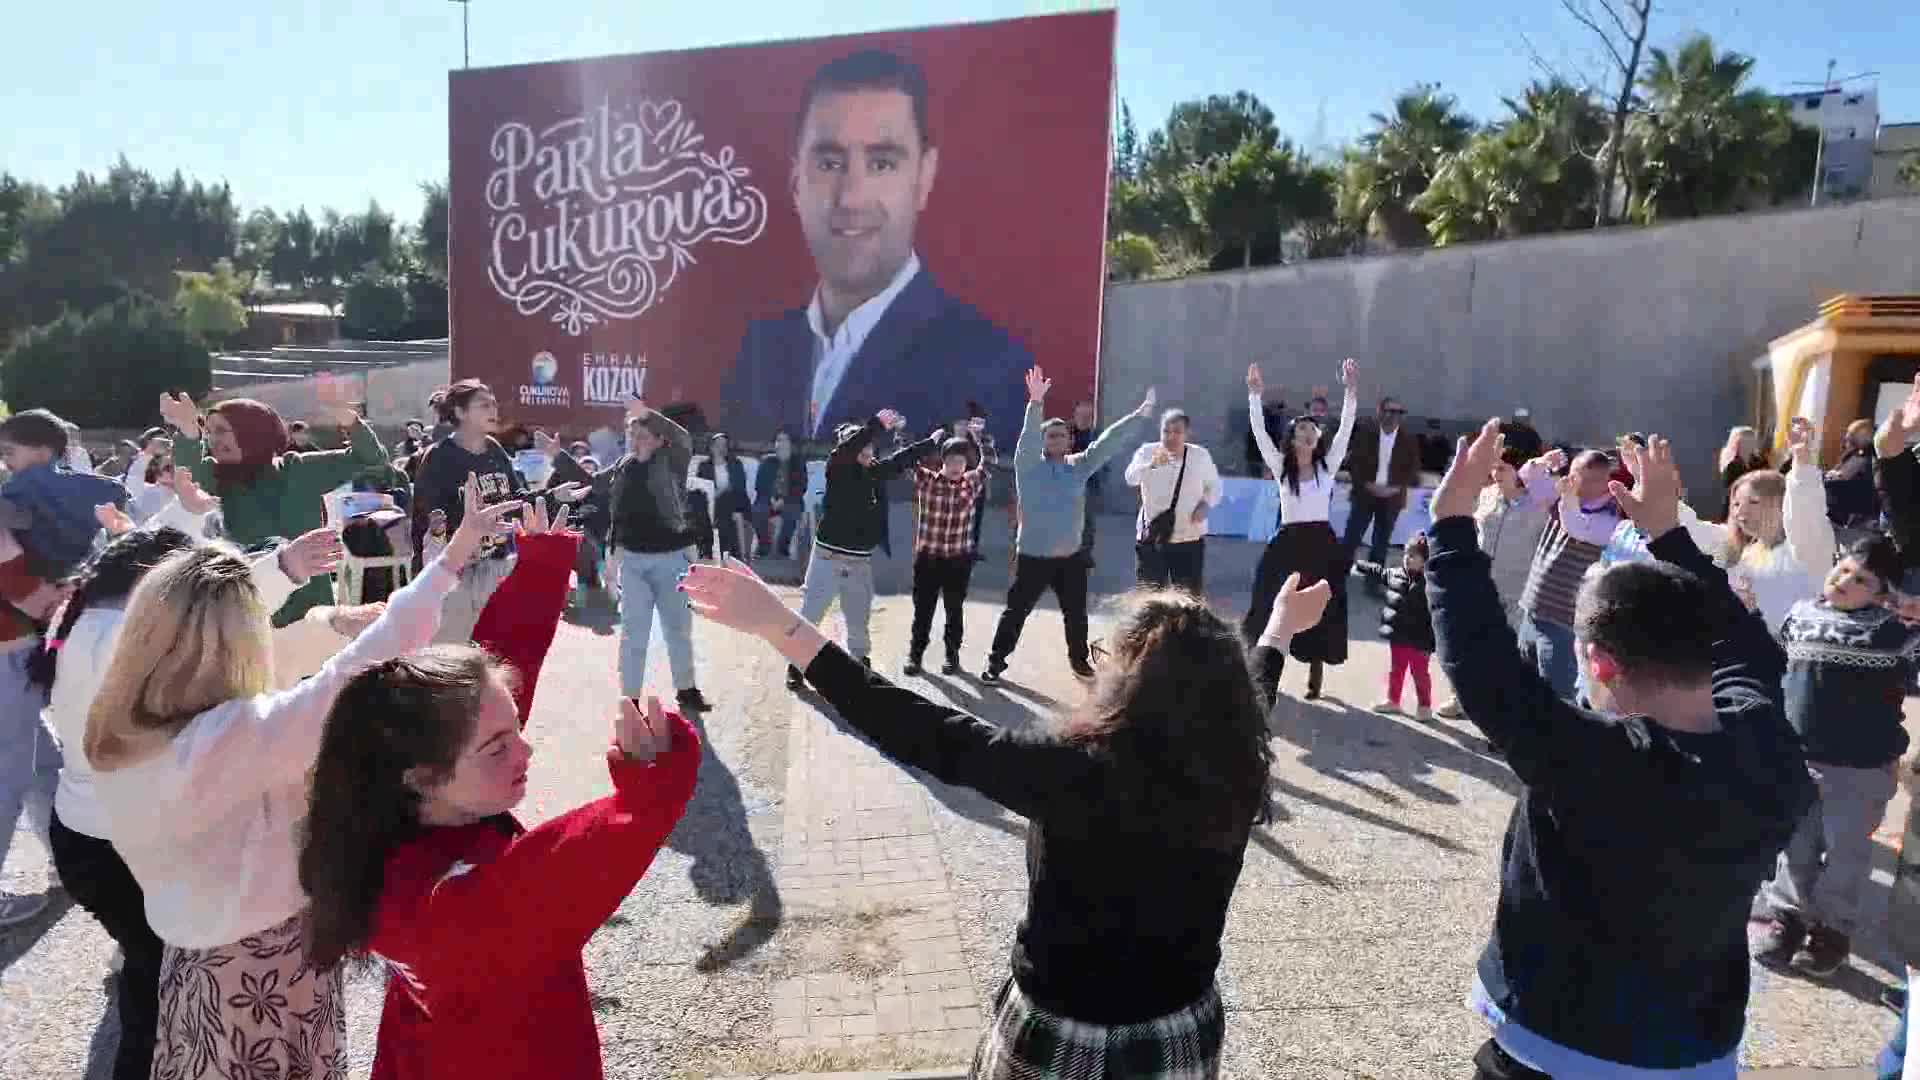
[1757,295,1920,460]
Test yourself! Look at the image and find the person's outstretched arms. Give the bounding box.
[683,557,1096,819]
[1323,358,1361,473]
[372,698,700,985]
[1780,418,1838,593]
[1073,387,1156,479]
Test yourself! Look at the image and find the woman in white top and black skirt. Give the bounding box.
[1244,357,1360,703]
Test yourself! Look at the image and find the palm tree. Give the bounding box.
[1337,85,1474,248]
[1624,35,1803,222]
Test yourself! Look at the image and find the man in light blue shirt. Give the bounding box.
[983,367,1154,683]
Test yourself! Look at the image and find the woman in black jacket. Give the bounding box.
[753,429,810,559]
[694,432,753,561]
[684,559,1329,1078]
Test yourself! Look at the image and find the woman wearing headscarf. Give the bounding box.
[158,386,392,626]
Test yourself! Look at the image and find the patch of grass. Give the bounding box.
[685,1036,967,1080]
[773,902,920,982]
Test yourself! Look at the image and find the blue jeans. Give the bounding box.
[0,649,58,877]
[1878,969,1910,1080]
[617,548,696,696]
[1518,613,1578,700]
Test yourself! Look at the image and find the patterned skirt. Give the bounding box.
[150,910,345,1080]
[971,977,1224,1080]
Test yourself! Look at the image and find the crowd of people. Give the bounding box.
[6,358,1920,1079]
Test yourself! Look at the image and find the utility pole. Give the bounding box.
[1792,60,1879,208]
[450,0,470,69]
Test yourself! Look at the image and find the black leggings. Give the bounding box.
[1471,1039,1554,1080]
[48,811,164,1080]
[1252,645,1322,706]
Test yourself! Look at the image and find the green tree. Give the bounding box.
[416,181,450,281]
[1183,138,1325,268]
[1145,92,1281,180]
[174,258,250,346]
[1414,80,1608,245]
[235,208,281,283]
[1106,233,1159,280]
[1902,153,1920,190]
[343,272,412,339]
[1337,85,1475,249]
[1,293,210,427]
[270,207,318,291]
[1623,35,1809,222]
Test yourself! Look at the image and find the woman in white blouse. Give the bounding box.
[83,475,518,1080]
[1678,417,1834,633]
[1245,358,1361,702]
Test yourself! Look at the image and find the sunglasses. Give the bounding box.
[1382,408,1407,416]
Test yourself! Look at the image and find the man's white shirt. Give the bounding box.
[1123,442,1221,544]
[806,252,922,437]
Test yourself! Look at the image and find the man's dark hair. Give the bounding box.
[1309,395,1329,410]
[287,420,309,435]
[1842,534,1902,592]
[1574,561,1717,687]
[405,418,424,430]
[940,437,973,461]
[966,400,987,419]
[797,49,932,149]
[0,409,69,455]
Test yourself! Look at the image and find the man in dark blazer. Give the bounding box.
[1343,394,1423,568]
[722,49,1033,450]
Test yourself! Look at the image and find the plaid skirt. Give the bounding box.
[971,977,1224,1080]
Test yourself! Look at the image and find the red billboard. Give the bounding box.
[447,11,1116,449]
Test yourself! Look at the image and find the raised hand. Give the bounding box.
[1610,436,1681,539]
[94,503,134,536]
[173,470,219,516]
[1268,572,1332,639]
[1879,376,1920,458]
[1024,366,1052,404]
[535,430,561,458]
[1787,417,1815,465]
[1245,364,1265,396]
[279,527,345,581]
[548,481,590,504]
[1134,387,1157,419]
[1536,448,1569,474]
[875,408,904,431]
[928,426,948,444]
[326,602,385,638]
[158,392,200,434]
[520,498,574,536]
[681,557,798,640]
[1340,358,1358,390]
[1433,418,1505,522]
[615,695,674,764]
[625,396,652,422]
[314,375,359,429]
[441,473,523,570]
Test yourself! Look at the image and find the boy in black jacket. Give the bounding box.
[787,409,942,690]
[1353,532,1435,721]
[1428,425,1813,1080]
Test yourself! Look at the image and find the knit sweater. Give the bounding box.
[367,716,699,1080]
[1429,517,1814,1069]
[1013,404,1147,558]
[1779,598,1920,767]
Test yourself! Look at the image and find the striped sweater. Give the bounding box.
[1520,517,1607,629]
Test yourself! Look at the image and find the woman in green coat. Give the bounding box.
[158,389,391,626]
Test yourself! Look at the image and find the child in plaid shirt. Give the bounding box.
[906,421,994,675]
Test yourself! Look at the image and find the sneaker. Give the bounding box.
[903,656,924,677]
[1435,699,1464,719]
[1415,706,1434,724]
[676,688,710,712]
[1792,924,1850,978]
[1069,658,1096,680]
[1751,911,1807,970]
[860,656,872,671]
[785,666,805,691]
[0,890,50,928]
[1373,701,1403,716]
[941,654,962,676]
[982,659,1007,684]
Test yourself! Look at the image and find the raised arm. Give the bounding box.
[1074,388,1155,479]
[1781,432,1837,591]
[1324,388,1360,474]
[682,562,1097,819]
[470,528,582,724]
[877,429,944,478]
[1013,402,1044,470]
[1123,442,1156,488]
[283,416,390,492]
[831,417,886,465]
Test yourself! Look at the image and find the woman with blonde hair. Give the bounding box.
[86,475,518,1080]
[1683,418,1834,632]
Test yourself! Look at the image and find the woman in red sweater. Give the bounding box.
[296,509,702,1080]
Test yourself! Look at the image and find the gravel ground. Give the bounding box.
[1,509,1911,1078]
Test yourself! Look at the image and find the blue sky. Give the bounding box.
[5,0,1915,223]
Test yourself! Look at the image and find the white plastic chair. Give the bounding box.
[323,487,413,605]
[797,459,828,555]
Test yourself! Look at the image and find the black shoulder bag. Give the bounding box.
[1143,449,1188,546]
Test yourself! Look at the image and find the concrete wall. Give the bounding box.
[1098,197,1920,495]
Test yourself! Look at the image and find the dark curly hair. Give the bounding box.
[1060,591,1274,846]
[26,526,196,693]
[1277,415,1330,497]
[300,645,515,971]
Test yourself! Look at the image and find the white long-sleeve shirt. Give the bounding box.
[49,546,298,841]
[1677,461,1835,633]
[1124,442,1222,543]
[1248,389,1358,525]
[94,558,459,947]
[124,452,175,523]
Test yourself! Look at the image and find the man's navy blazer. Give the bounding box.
[722,267,1035,448]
